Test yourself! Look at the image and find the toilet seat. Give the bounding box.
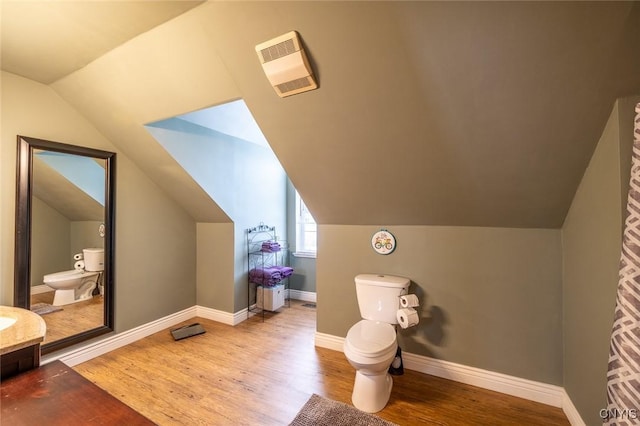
[44,269,96,283]
[44,269,83,283]
[345,320,396,358]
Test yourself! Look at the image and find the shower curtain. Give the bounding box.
[604,103,640,425]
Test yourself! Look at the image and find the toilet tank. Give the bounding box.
[83,248,104,271]
[355,274,410,324]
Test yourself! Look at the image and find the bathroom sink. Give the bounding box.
[0,306,46,357]
[0,307,46,380]
[0,316,17,331]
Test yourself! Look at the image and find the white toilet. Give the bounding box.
[343,273,410,413]
[44,248,104,306]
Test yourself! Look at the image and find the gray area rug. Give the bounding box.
[31,302,62,316]
[289,394,399,426]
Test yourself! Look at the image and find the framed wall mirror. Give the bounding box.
[14,135,115,355]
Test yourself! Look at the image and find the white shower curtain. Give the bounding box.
[604,103,640,425]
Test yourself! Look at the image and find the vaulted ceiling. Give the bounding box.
[3,1,640,228]
[0,1,204,83]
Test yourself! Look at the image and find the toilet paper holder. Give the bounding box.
[396,294,420,329]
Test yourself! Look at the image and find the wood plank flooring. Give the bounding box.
[73,300,570,425]
[1,361,154,425]
[31,291,103,343]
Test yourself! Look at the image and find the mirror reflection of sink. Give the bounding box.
[0,317,17,331]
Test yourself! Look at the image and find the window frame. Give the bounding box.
[294,191,317,258]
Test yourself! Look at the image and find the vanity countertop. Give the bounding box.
[0,306,46,355]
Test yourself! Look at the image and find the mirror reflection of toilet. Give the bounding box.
[43,248,104,306]
[343,274,412,413]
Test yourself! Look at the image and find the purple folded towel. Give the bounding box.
[250,267,284,286]
[261,241,281,252]
[249,265,294,286]
[274,266,294,277]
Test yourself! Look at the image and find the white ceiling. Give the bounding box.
[0,0,203,83]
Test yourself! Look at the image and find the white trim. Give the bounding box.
[292,251,316,259]
[562,389,587,426]
[315,332,344,352]
[314,332,583,424]
[31,284,53,295]
[289,289,317,303]
[43,305,261,366]
[45,306,197,367]
[401,352,564,408]
[196,305,244,326]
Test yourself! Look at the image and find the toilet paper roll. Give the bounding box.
[74,260,85,271]
[73,253,84,261]
[397,308,419,329]
[400,294,419,308]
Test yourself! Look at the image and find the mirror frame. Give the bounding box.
[14,135,115,354]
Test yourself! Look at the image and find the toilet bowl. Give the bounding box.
[43,248,104,306]
[344,274,411,413]
[44,269,100,306]
[344,320,398,413]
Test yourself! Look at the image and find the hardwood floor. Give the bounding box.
[2,361,154,425]
[31,291,103,343]
[73,300,570,425]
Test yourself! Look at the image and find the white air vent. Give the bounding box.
[256,31,318,98]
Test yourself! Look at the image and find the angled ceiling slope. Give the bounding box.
[1,0,204,84]
[4,2,640,229]
[33,156,104,222]
[203,1,640,228]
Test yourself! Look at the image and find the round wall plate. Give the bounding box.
[371,230,396,255]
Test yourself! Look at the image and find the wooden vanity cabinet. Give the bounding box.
[0,343,40,380]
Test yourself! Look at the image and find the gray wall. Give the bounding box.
[317,224,563,385]
[69,221,104,262]
[289,256,316,293]
[30,197,70,287]
[1,71,197,334]
[562,96,639,425]
[197,223,235,312]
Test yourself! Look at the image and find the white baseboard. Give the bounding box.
[562,389,587,426]
[46,306,197,367]
[401,351,564,407]
[288,289,316,303]
[314,332,583,424]
[196,305,244,326]
[315,332,344,351]
[45,305,249,367]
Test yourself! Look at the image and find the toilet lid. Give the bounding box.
[346,320,396,357]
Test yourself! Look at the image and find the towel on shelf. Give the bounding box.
[250,267,283,286]
[275,266,294,277]
[261,241,281,252]
[249,266,294,286]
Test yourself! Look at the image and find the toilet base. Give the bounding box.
[52,281,97,306]
[351,370,393,413]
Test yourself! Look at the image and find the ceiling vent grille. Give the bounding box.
[260,39,296,63]
[256,31,318,98]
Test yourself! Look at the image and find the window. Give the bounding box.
[295,191,317,257]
